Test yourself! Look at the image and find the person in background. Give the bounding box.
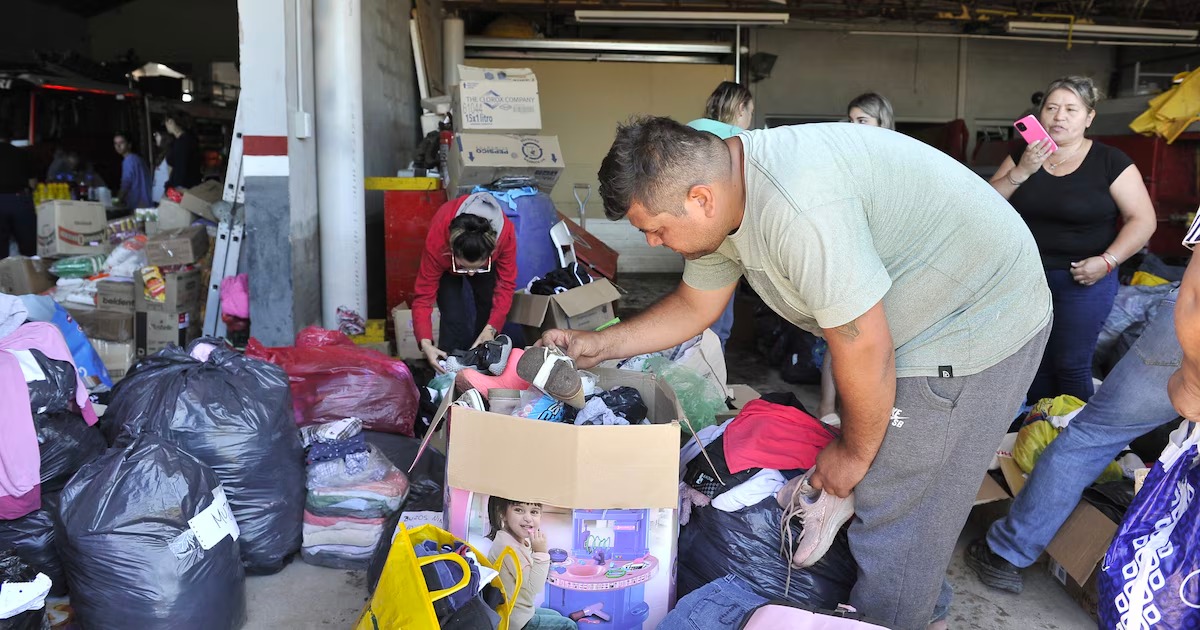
[687,81,754,351]
[164,112,202,189]
[46,150,81,184]
[151,130,174,203]
[412,192,517,372]
[968,211,1193,595]
[545,116,1051,629]
[0,125,36,259]
[113,132,153,209]
[847,92,895,130]
[818,92,898,419]
[991,76,1156,403]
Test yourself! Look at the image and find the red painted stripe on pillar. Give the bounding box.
[244,135,289,156]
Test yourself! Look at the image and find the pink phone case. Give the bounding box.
[1014,115,1058,153]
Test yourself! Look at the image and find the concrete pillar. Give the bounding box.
[237,0,321,345]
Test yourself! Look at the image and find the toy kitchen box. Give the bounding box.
[445,368,683,629]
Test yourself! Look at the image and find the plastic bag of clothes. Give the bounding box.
[22,349,77,416]
[16,295,111,389]
[56,435,246,630]
[0,549,50,630]
[0,496,64,597]
[677,496,857,610]
[246,326,420,436]
[1013,420,1123,484]
[105,338,304,574]
[366,432,447,593]
[35,412,105,494]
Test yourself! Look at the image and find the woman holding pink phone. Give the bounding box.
[989,75,1156,403]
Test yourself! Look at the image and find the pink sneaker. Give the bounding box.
[778,471,855,569]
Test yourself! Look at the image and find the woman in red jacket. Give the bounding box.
[412,192,518,370]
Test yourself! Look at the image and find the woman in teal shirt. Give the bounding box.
[686,81,754,351]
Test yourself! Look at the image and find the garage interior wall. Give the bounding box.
[465,59,731,273]
[751,28,1114,138]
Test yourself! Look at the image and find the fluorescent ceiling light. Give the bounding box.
[574,10,789,26]
[1006,21,1198,41]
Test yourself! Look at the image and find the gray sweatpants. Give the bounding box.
[848,324,1049,629]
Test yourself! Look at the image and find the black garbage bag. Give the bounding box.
[105,338,304,574]
[35,411,105,494]
[597,386,648,424]
[56,435,246,630]
[0,494,65,596]
[677,497,857,610]
[365,432,446,593]
[0,549,48,630]
[23,349,77,417]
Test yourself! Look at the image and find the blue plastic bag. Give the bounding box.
[18,295,111,389]
[1099,421,1200,628]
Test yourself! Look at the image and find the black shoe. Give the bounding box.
[449,335,512,375]
[965,539,1023,594]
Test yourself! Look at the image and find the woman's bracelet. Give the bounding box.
[1103,251,1119,267]
[1101,256,1112,274]
[1005,172,1025,187]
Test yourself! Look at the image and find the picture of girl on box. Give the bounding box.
[486,497,578,630]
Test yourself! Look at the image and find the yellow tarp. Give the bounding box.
[1130,68,1200,143]
[1131,271,1170,287]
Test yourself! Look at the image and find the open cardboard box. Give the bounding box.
[443,368,683,629]
[509,279,621,340]
[390,306,440,361]
[1045,502,1118,623]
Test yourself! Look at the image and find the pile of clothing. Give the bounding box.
[302,418,410,570]
[527,262,593,295]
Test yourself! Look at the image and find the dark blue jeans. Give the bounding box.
[1027,267,1117,403]
[436,271,496,354]
[658,575,767,629]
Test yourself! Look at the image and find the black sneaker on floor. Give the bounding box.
[449,334,513,376]
[965,539,1024,594]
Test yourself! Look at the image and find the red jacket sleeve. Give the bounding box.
[411,200,460,345]
[488,220,519,332]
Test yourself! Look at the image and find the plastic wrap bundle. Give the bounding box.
[677,497,857,610]
[643,356,723,433]
[246,327,420,436]
[56,435,246,630]
[105,338,304,574]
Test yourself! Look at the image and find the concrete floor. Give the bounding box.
[243,274,1096,629]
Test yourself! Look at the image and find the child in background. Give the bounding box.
[486,497,577,630]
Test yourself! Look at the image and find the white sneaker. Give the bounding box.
[778,471,855,569]
[452,389,485,411]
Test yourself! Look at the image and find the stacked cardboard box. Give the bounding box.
[135,228,208,358]
[448,65,565,197]
[36,200,111,258]
[0,257,55,295]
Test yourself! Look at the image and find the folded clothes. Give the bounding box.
[301,546,374,570]
[306,447,392,490]
[306,433,368,464]
[306,469,410,518]
[303,524,384,548]
[303,510,385,528]
[300,417,364,447]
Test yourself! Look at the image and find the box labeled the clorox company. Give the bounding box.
[448,133,564,196]
[453,65,541,133]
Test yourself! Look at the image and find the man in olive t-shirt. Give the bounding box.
[542,117,1051,629]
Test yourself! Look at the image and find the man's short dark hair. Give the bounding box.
[597,116,729,221]
[114,131,130,142]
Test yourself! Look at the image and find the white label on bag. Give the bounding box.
[188,486,240,550]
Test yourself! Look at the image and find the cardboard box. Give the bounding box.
[178,180,222,222]
[1045,502,1117,622]
[448,134,564,197]
[998,454,1027,497]
[136,268,202,314]
[36,200,110,258]
[715,384,762,422]
[91,338,135,381]
[509,279,621,339]
[95,279,136,313]
[0,257,55,295]
[145,226,210,267]
[453,65,541,134]
[135,310,201,357]
[444,368,683,629]
[391,306,440,361]
[66,307,135,342]
[154,201,194,231]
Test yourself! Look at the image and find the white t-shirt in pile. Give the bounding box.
[683,123,1052,378]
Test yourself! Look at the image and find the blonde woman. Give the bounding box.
[847,92,895,130]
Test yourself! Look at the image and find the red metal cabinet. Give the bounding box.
[384,188,447,314]
[1094,134,1198,258]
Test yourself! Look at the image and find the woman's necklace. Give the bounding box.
[1045,141,1085,173]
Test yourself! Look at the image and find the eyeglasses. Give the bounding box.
[452,257,492,275]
